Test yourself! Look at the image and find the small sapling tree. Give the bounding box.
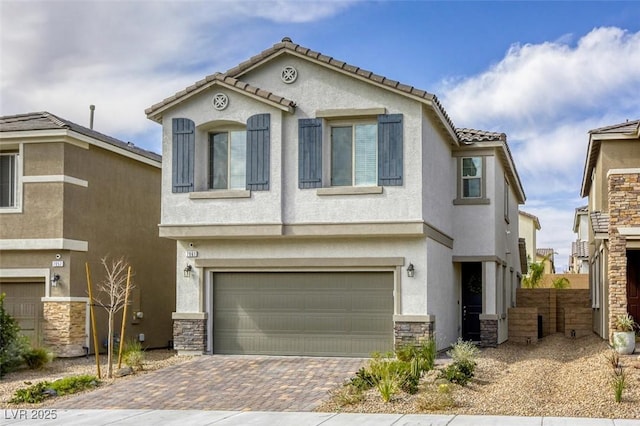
[95,256,134,378]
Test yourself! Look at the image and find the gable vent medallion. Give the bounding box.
[281,66,298,84]
[212,93,229,111]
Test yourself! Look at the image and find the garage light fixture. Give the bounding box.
[183,264,193,278]
[51,274,61,287]
[407,263,415,278]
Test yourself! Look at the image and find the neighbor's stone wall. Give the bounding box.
[42,301,87,357]
[508,307,538,344]
[564,307,593,338]
[556,289,590,333]
[173,319,207,354]
[608,172,640,338]
[516,288,557,337]
[394,320,434,349]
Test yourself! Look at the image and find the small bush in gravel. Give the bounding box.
[438,339,479,386]
[610,366,627,403]
[416,383,457,411]
[350,367,375,391]
[9,375,99,404]
[22,347,54,370]
[329,383,365,407]
[123,339,145,371]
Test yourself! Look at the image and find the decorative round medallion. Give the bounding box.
[212,93,229,110]
[281,66,298,84]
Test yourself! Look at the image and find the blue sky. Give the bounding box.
[2,1,640,271]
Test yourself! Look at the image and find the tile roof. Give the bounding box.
[0,112,161,162]
[571,240,589,258]
[589,119,640,135]
[146,37,456,136]
[536,248,555,258]
[581,119,640,197]
[145,73,296,119]
[590,211,610,235]
[456,129,506,143]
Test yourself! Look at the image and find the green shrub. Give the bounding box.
[0,293,28,378]
[350,367,375,391]
[9,375,99,404]
[611,366,627,403]
[22,347,53,370]
[122,339,145,371]
[438,339,479,386]
[447,338,479,365]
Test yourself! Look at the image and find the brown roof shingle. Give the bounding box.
[0,112,161,162]
[590,211,610,235]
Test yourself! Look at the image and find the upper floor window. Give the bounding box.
[298,114,403,190]
[171,114,270,194]
[504,177,510,223]
[454,155,489,205]
[209,130,247,190]
[331,123,377,186]
[0,153,17,207]
[462,157,482,198]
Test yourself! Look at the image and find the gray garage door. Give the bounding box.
[0,281,45,347]
[212,271,394,356]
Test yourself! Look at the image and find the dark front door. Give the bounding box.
[627,250,640,324]
[462,262,483,342]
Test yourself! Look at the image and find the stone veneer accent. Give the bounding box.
[173,319,207,353]
[480,318,498,347]
[608,172,640,339]
[394,320,434,349]
[42,301,87,357]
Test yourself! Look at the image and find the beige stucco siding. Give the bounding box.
[594,140,640,212]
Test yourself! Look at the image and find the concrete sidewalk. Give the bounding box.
[2,409,639,425]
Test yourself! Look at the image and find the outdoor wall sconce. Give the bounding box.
[183,264,193,278]
[407,263,415,278]
[50,274,61,287]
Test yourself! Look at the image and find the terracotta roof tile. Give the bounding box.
[0,112,161,162]
[590,211,610,234]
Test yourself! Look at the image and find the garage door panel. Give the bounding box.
[0,281,45,347]
[212,272,393,356]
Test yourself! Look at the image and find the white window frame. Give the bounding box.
[0,147,22,213]
[208,130,247,191]
[504,177,510,223]
[329,120,378,187]
[461,156,483,199]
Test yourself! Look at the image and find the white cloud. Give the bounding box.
[0,0,356,151]
[441,27,640,127]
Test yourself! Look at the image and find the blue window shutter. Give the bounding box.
[172,118,195,193]
[246,113,270,191]
[378,114,403,186]
[298,118,322,189]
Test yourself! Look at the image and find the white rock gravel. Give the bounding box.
[317,334,640,419]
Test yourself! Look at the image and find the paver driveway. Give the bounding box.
[48,355,366,412]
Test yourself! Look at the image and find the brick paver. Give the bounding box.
[48,355,366,411]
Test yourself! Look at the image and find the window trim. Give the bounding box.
[504,176,510,223]
[454,156,489,205]
[0,148,22,213]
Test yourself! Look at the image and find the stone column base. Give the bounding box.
[480,315,498,347]
[42,299,88,357]
[393,315,435,349]
[172,313,207,355]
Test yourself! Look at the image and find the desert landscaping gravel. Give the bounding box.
[1,335,639,419]
[317,334,640,419]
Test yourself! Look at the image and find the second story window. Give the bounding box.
[462,157,482,198]
[0,153,17,208]
[331,123,377,186]
[209,131,247,190]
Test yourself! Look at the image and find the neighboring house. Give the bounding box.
[580,119,640,339]
[518,210,541,273]
[0,112,175,356]
[536,248,556,274]
[146,37,526,356]
[570,206,589,274]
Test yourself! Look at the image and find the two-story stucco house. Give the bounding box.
[580,119,640,339]
[146,38,526,356]
[0,112,175,356]
[570,206,589,274]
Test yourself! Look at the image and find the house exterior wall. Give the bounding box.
[518,213,537,265]
[0,131,175,355]
[154,44,525,354]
